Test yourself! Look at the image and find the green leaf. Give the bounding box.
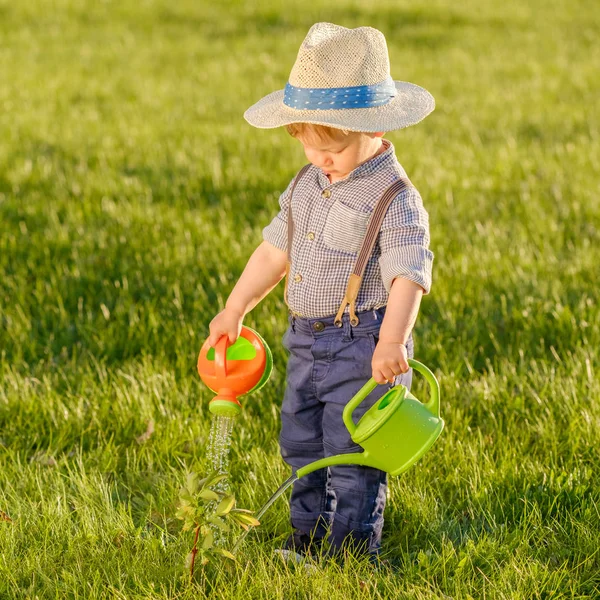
[215,495,236,516]
[230,512,260,527]
[175,504,194,521]
[207,516,231,532]
[179,490,195,504]
[202,473,228,490]
[198,489,219,502]
[185,473,199,495]
[201,530,214,550]
[214,548,236,561]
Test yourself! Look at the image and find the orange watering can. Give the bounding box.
[197,326,273,416]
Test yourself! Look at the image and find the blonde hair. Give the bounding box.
[285,123,354,144]
[285,123,384,148]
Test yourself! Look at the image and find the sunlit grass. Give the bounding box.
[1,0,599,597]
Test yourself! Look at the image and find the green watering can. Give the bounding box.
[231,358,444,552]
[296,359,444,479]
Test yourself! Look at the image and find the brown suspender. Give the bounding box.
[333,177,411,326]
[284,166,412,326]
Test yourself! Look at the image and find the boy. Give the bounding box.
[208,23,434,560]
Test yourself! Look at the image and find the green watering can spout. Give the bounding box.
[296,359,444,480]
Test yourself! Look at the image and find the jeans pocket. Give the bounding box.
[282,325,293,350]
[369,332,414,354]
[369,331,415,388]
[367,331,378,355]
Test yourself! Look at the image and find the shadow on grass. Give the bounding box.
[386,470,598,583]
[2,131,596,380]
[3,185,596,381]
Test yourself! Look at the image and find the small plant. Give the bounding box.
[176,471,259,581]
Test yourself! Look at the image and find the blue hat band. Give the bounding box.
[283,77,397,111]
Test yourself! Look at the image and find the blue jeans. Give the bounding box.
[279,307,414,554]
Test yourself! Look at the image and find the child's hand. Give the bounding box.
[208,308,244,348]
[371,341,409,385]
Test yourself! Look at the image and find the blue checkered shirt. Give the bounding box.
[262,139,434,318]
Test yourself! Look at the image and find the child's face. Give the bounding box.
[296,131,384,183]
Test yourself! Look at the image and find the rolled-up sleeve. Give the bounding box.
[378,186,434,294]
[262,177,296,252]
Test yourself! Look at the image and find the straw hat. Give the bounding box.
[244,22,435,133]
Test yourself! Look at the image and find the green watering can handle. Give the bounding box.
[409,359,441,418]
[342,359,441,437]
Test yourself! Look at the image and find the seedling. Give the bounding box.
[176,471,259,581]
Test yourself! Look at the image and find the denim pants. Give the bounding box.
[279,307,414,554]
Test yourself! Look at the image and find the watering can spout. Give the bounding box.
[296,453,371,479]
[295,360,444,480]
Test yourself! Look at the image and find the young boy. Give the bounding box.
[208,23,434,560]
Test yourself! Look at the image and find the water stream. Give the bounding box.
[206,417,299,553]
[231,473,299,553]
[207,415,235,491]
[206,415,236,544]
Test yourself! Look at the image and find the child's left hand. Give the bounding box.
[371,341,409,384]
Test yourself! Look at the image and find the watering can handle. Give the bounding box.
[342,359,440,436]
[409,359,441,417]
[214,336,230,380]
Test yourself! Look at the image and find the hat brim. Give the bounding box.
[244,81,434,132]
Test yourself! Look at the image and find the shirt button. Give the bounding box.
[293,274,302,283]
[321,189,331,199]
[306,232,315,241]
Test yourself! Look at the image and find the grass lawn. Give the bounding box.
[1,0,599,597]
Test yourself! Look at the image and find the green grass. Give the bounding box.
[1,0,599,597]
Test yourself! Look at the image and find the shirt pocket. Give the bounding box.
[322,201,370,255]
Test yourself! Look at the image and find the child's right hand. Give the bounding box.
[208,308,244,348]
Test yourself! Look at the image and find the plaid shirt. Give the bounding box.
[263,139,433,318]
